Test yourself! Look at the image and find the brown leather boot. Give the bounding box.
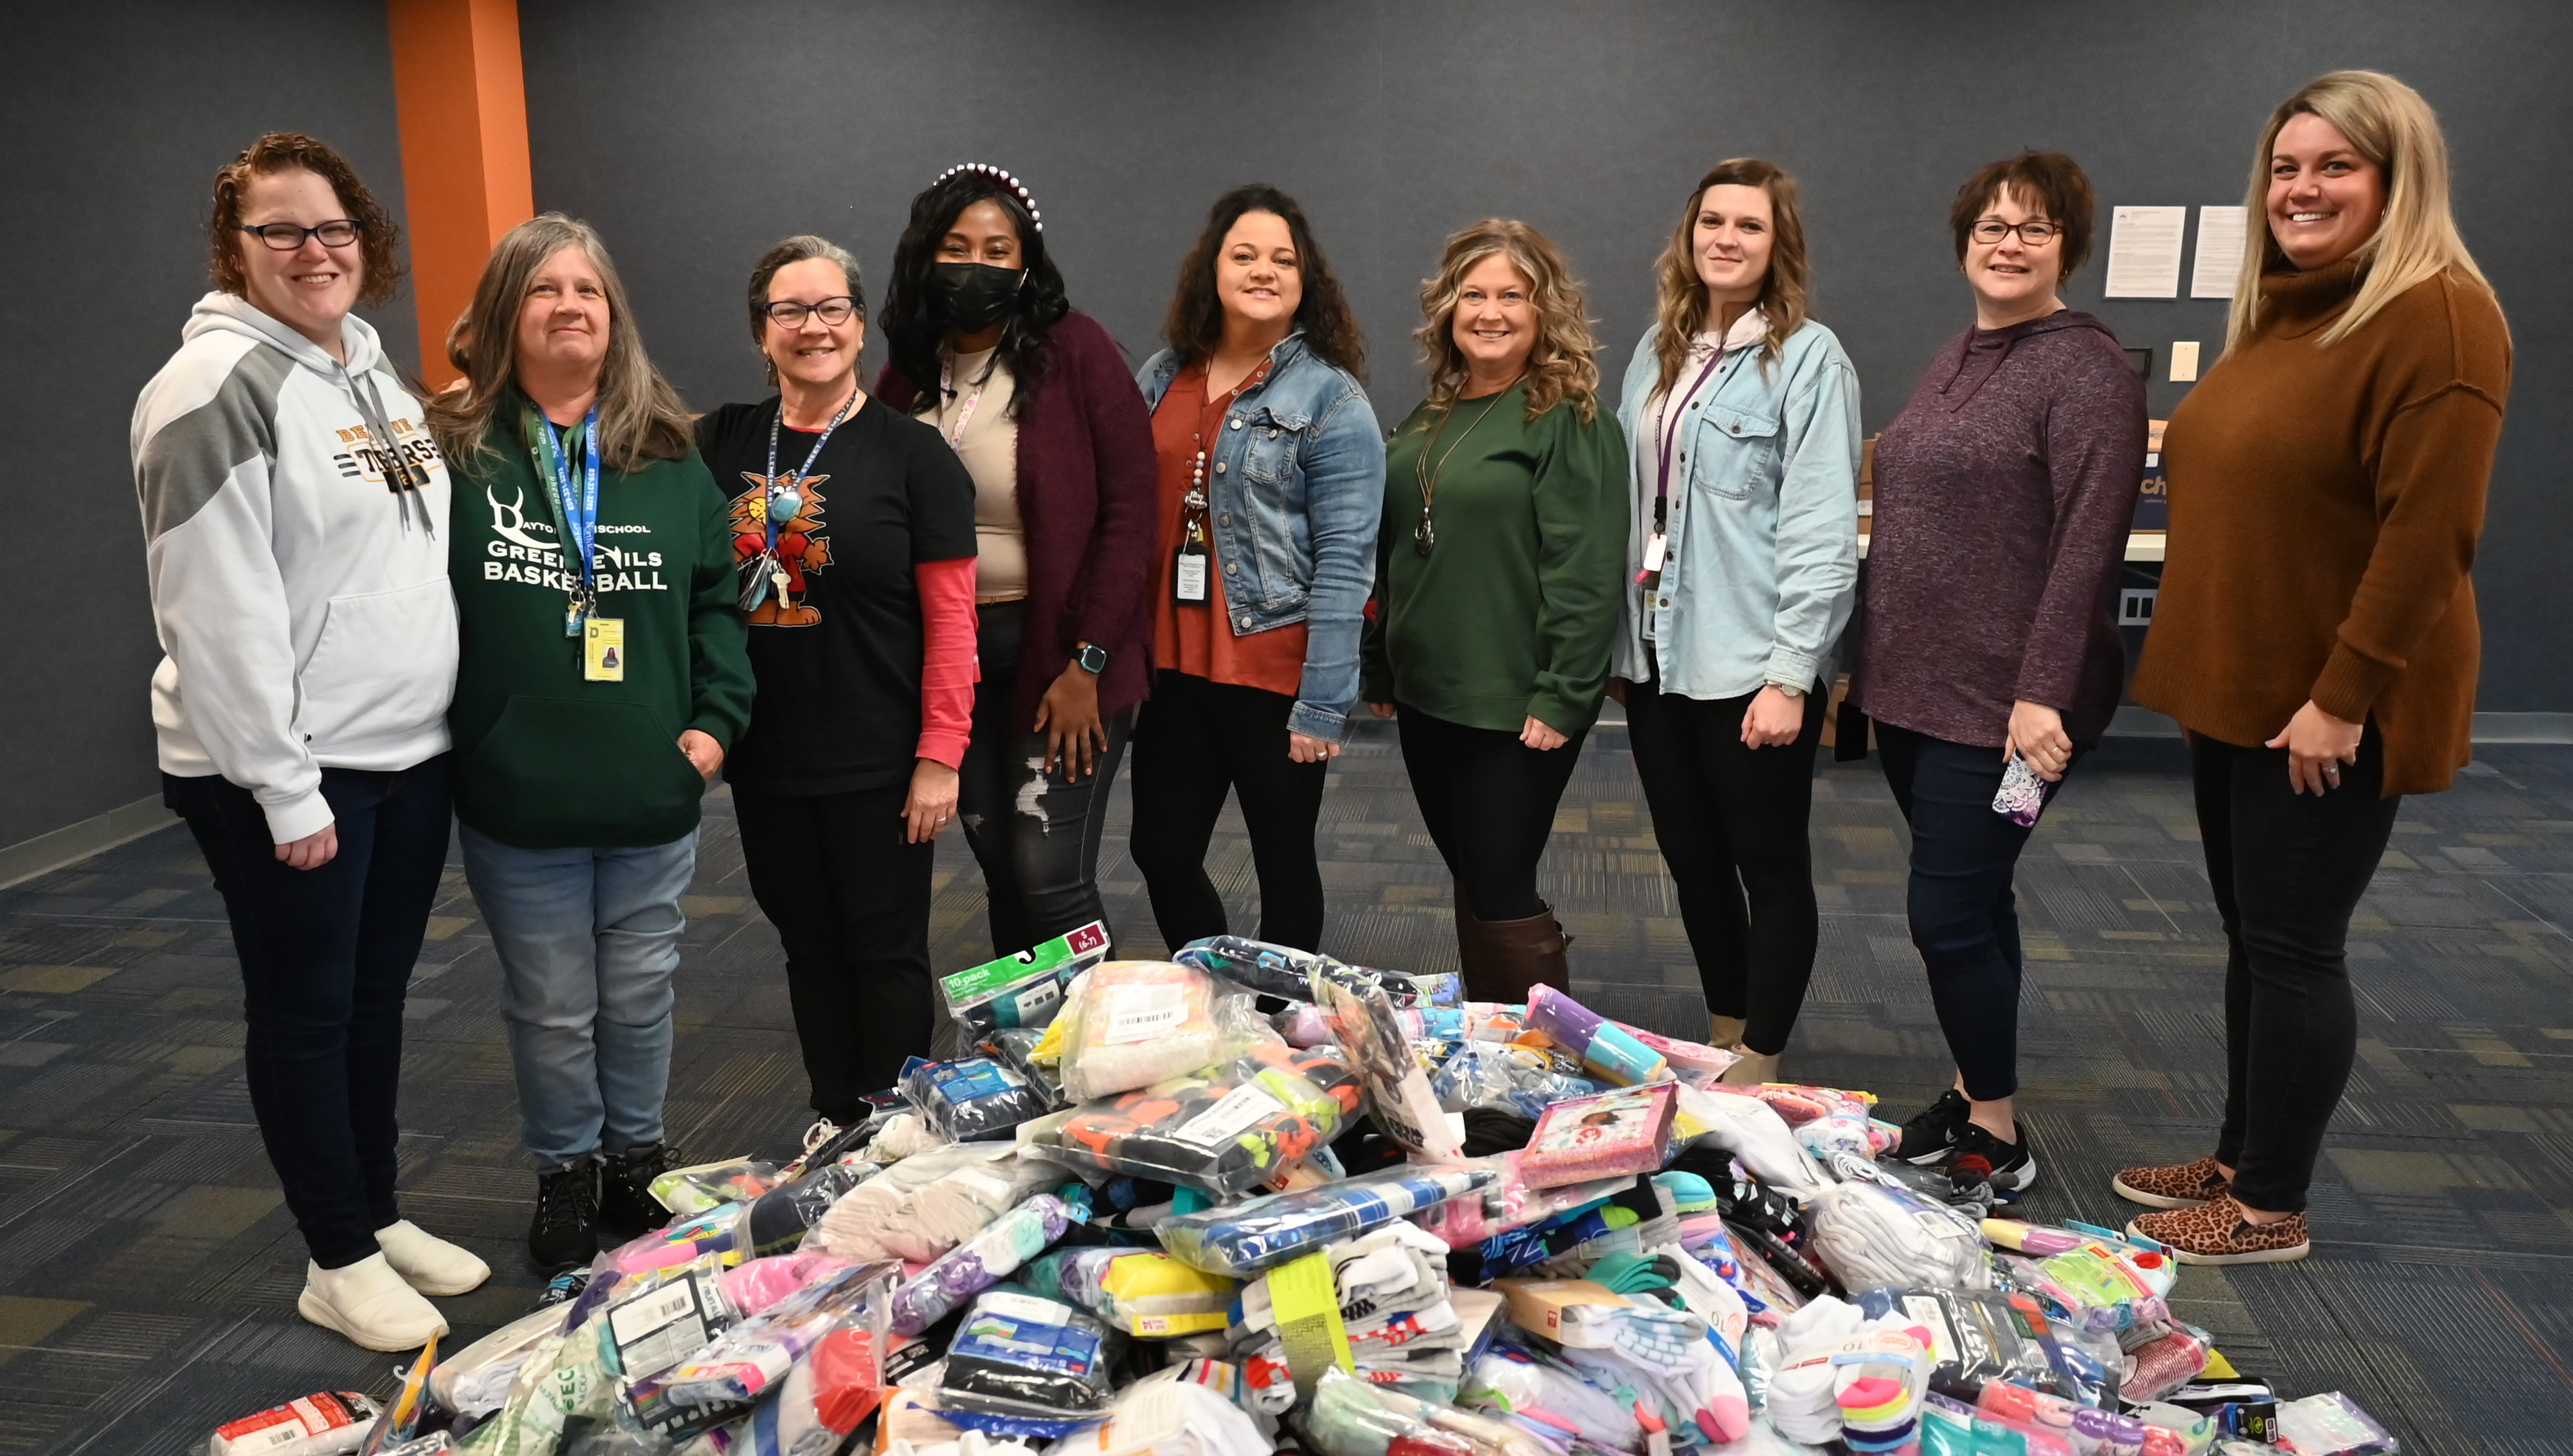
[1451,878,1496,997]
[1476,902,1574,1007]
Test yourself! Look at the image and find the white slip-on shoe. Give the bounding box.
[298,1253,449,1352]
[375,1219,492,1296]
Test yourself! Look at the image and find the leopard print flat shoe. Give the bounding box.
[2127,1194,2310,1265]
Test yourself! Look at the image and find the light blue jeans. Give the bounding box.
[460,825,698,1170]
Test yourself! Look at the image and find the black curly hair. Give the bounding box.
[880,165,1071,417]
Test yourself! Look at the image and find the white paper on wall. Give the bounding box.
[2190,206,2249,298]
[2104,206,2188,298]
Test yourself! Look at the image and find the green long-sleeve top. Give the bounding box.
[447,400,754,849]
[1361,383,1630,735]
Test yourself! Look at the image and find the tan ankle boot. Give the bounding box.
[1707,1014,1747,1050]
[1475,902,1573,1007]
[1719,1049,1780,1086]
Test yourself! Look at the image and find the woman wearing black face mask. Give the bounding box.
[878,164,1158,961]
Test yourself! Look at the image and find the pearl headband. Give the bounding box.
[935,162,1043,232]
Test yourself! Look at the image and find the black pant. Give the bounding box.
[734,783,934,1122]
[1129,669,1330,951]
[2193,725,2399,1213]
[165,756,452,1268]
[1627,676,1827,1056]
[1397,704,1587,922]
[1875,723,2075,1103]
[959,601,1131,959]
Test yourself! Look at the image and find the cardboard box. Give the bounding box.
[1495,1278,1633,1348]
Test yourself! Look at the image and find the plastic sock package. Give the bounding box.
[941,922,1112,1038]
[429,1306,566,1421]
[902,1054,1055,1141]
[1174,935,1462,1009]
[1316,972,1463,1159]
[644,1258,899,1409]
[1157,1163,1499,1278]
[1055,961,1244,1102]
[937,1289,1118,1435]
[1021,1247,1238,1337]
[649,1156,786,1217]
[1521,986,1669,1087]
[207,1391,381,1456]
[890,1191,1077,1335]
[1517,1083,1678,1188]
[1021,1044,1361,1198]
[1430,1042,1601,1120]
[1806,1178,1988,1291]
[806,1143,1059,1265]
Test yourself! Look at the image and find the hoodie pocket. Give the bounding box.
[458,695,704,844]
[295,578,459,751]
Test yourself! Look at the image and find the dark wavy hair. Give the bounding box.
[1161,184,1365,380]
[880,170,1070,417]
[1950,151,2096,283]
[209,132,403,306]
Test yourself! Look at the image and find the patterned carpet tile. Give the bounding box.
[0,727,2567,1452]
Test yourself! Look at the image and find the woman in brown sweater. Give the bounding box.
[2120,70,2510,1265]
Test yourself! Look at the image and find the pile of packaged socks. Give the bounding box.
[206,923,2408,1456]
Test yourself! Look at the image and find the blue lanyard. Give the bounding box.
[540,404,601,596]
[764,388,858,554]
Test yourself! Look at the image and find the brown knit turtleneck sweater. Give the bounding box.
[2131,257,2510,795]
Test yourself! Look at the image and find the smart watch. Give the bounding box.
[1074,643,1110,674]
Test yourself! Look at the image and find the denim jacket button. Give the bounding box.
[1230,419,1243,430]
[1220,514,1231,525]
[1215,462,1226,473]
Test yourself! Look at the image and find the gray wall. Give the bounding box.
[6,2,416,849]
[523,0,2569,714]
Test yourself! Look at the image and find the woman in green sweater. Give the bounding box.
[429,215,752,1270]
[1362,219,1627,1001]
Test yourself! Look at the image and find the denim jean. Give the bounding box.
[460,824,697,1170]
[1876,723,2085,1102]
[165,755,452,1268]
[959,600,1132,960]
[2193,724,2400,1213]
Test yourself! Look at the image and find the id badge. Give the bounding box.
[583,618,626,682]
[1635,532,1666,588]
[1173,544,1209,603]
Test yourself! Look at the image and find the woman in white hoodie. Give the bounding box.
[133,133,485,1351]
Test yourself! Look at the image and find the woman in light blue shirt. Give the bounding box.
[1609,158,1862,1084]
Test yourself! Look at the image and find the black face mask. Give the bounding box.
[933,262,1025,333]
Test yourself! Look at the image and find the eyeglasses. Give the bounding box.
[1970,219,2060,246]
[239,219,363,250]
[762,297,859,328]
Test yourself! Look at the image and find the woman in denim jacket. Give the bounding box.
[1609,159,1862,1084]
[1132,185,1384,953]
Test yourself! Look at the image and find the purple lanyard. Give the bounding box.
[1652,346,1731,533]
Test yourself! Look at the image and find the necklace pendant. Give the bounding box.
[1413,515,1436,555]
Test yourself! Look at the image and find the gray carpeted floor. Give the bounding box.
[1,723,2567,1453]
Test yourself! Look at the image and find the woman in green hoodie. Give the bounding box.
[1361,219,1627,1002]
[428,214,752,1270]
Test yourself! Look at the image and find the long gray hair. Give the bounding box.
[427,213,693,473]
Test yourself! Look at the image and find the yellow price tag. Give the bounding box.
[583,618,626,682]
[1267,1250,1352,1399]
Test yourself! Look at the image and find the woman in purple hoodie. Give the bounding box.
[1852,152,2144,1192]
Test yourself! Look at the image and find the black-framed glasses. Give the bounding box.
[762,296,860,329]
[239,219,362,250]
[1970,219,2060,246]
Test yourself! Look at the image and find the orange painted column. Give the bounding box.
[387,0,533,388]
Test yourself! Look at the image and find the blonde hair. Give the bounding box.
[1651,159,1811,397]
[2229,70,2493,347]
[1414,219,1599,423]
[427,214,694,474]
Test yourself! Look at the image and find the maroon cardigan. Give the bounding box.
[878,311,1159,728]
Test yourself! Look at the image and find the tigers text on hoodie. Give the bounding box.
[132,293,456,843]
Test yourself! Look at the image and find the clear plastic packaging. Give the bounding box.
[649,1156,786,1216]
[940,921,1110,1038]
[1317,971,1463,1159]
[206,1391,380,1456]
[2275,1393,2398,1456]
[428,1306,565,1420]
[1055,961,1242,1102]
[1520,985,1669,1086]
[1517,1083,1678,1188]
[1157,1163,1501,1277]
[1855,1286,2087,1403]
[1806,1178,1989,1291]
[644,1258,899,1408]
[1020,1044,1361,1197]
[1172,935,1461,1008]
[1429,1041,1601,1119]
[805,1142,1057,1265]
[902,1054,1055,1142]
[936,1289,1117,1433]
[1020,1246,1239,1337]
[889,1191,1076,1335]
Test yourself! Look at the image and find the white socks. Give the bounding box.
[299,1254,449,1352]
[376,1219,492,1296]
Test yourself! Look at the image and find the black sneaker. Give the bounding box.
[1944,1118,2037,1194]
[529,1159,601,1272]
[600,1140,683,1238]
[1895,1089,1971,1165]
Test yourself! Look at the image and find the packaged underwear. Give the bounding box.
[902,1054,1055,1142]
[941,920,1112,1038]
[1173,934,1462,1009]
[1317,972,1463,1160]
[1021,1044,1361,1198]
[938,1289,1118,1434]
[1156,1163,1501,1278]
[1021,1246,1240,1337]
[1055,961,1244,1102]
[1518,1083,1678,1188]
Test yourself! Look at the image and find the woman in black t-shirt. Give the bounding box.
[696,236,977,1130]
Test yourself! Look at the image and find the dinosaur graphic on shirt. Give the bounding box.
[728,473,831,627]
